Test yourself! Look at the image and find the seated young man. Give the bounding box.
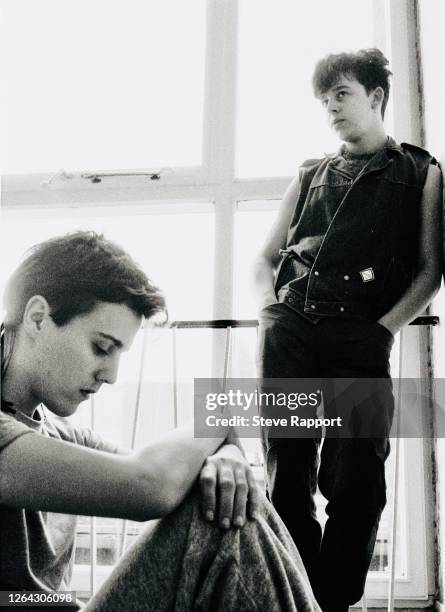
[0,231,320,611]
[252,49,442,611]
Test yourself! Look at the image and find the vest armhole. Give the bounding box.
[400,142,436,189]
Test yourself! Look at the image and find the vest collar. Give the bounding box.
[385,136,403,154]
[324,135,402,160]
[326,135,403,177]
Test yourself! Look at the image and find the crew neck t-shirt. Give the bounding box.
[0,406,119,606]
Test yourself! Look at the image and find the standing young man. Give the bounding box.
[0,232,320,611]
[252,49,442,611]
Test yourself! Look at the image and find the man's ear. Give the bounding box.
[23,295,52,337]
[371,86,384,110]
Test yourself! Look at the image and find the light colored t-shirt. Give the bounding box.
[0,407,119,605]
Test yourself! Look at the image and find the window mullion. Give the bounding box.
[203,0,238,186]
[204,0,239,319]
[387,0,423,145]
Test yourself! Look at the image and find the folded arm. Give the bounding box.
[0,423,259,526]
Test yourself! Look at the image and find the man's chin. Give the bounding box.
[339,129,361,145]
[337,130,353,142]
[333,130,352,144]
[46,400,80,418]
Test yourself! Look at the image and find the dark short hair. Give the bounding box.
[3,231,167,329]
[312,48,392,118]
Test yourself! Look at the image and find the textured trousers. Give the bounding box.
[84,486,320,611]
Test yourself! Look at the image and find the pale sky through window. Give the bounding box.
[0,0,206,174]
[0,208,214,322]
[236,0,375,177]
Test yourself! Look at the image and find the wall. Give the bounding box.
[418,0,445,607]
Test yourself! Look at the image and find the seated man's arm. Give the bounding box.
[0,425,251,523]
[91,422,260,528]
[378,164,443,335]
[251,174,300,310]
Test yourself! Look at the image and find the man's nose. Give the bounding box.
[326,97,339,114]
[98,354,120,385]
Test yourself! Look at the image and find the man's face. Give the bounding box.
[35,302,141,417]
[320,74,378,143]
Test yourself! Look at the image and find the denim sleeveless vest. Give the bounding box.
[275,138,435,319]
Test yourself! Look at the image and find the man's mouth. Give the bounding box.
[333,118,345,127]
[80,389,97,399]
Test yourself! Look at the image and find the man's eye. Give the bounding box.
[93,344,108,356]
[337,91,346,99]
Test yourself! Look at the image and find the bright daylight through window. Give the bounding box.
[0,0,431,605]
[1,0,206,173]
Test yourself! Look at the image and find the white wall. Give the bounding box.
[418,0,445,605]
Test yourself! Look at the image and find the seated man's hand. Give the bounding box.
[199,444,260,529]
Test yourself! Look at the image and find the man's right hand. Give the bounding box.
[199,444,260,529]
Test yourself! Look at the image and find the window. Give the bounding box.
[236,0,376,177]
[233,200,280,318]
[0,0,431,605]
[0,205,214,321]
[0,205,215,447]
[0,0,206,174]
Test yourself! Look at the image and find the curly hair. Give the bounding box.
[312,48,392,118]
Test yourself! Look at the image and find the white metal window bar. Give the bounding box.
[89,395,97,596]
[118,325,150,557]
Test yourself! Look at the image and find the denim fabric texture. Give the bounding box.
[275,138,435,320]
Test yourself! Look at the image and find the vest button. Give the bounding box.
[343,275,349,280]
[311,304,316,310]
[314,270,319,276]
[339,306,345,312]
[288,297,294,304]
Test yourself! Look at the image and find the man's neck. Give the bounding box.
[343,128,388,156]
[2,335,41,419]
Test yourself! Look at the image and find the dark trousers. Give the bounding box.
[257,303,394,612]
